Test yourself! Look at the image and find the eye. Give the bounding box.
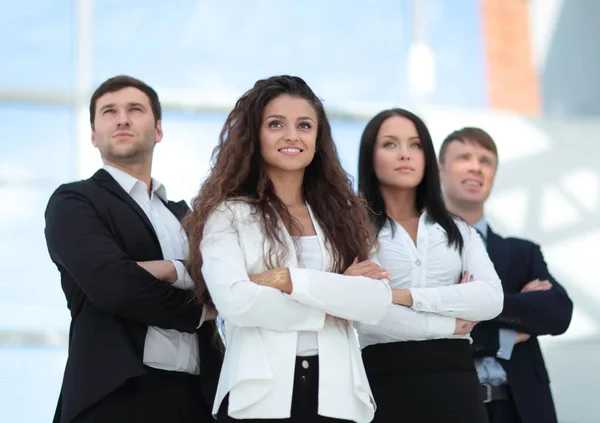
[410,141,422,149]
[268,120,283,129]
[131,107,143,112]
[103,108,115,115]
[382,141,396,148]
[298,122,312,130]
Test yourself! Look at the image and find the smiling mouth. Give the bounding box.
[278,147,303,154]
[462,180,483,187]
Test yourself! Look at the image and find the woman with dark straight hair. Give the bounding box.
[355,108,504,422]
[185,77,412,422]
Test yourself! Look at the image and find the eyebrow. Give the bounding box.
[380,135,420,141]
[264,114,315,122]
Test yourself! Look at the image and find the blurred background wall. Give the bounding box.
[1,0,598,422]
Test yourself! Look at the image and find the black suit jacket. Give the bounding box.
[471,226,573,423]
[45,169,223,423]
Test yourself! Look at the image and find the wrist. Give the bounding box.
[164,260,179,283]
[392,289,413,307]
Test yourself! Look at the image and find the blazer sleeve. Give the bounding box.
[288,263,393,324]
[408,226,504,321]
[494,243,573,335]
[44,187,203,333]
[201,204,326,331]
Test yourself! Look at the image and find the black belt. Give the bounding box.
[481,384,510,403]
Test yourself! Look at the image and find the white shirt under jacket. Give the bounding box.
[200,200,393,422]
[356,212,503,348]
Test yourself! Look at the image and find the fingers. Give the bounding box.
[345,260,388,278]
[454,319,478,335]
[363,269,391,280]
[459,272,476,284]
[521,279,553,293]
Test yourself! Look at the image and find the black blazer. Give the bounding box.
[45,169,223,423]
[471,226,573,423]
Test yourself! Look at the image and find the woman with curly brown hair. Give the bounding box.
[184,76,409,422]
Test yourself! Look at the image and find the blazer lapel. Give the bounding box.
[486,225,510,286]
[91,169,160,247]
[307,204,332,272]
[164,200,188,222]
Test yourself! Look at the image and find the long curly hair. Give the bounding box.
[184,75,376,303]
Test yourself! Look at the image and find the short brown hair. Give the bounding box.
[89,75,162,127]
[438,127,498,164]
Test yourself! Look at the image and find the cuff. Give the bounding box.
[427,314,456,339]
[169,260,194,290]
[196,305,208,329]
[288,267,310,302]
[497,329,517,360]
[409,288,442,313]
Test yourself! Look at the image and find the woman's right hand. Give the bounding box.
[344,258,390,280]
[454,318,478,335]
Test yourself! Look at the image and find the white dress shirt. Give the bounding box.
[295,235,322,357]
[201,201,392,422]
[357,212,503,348]
[104,165,201,375]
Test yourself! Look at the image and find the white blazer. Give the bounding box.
[200,200,392,422]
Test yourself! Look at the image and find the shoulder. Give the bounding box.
[207,198,260,226]
[504,235,540,252]
[46,179,95,210]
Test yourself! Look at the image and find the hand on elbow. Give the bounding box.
[344,258,390,280]
[454,318,479,335]
[137,260,178,283]
[249,267,293,294]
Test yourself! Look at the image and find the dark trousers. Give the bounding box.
[73,367,212,423]
[218,356,352,422]
[362,339,489,423]
[485,396,522,423]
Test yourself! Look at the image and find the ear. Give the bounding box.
[91,125,97,147]
[155,120,163,144]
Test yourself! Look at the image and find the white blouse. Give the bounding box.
[356,212,503,348]
[296,235,323,356]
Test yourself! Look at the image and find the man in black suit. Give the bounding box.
[45,75,223,423]
[438,127,573,423]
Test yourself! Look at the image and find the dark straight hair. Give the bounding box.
[358,108,463,252]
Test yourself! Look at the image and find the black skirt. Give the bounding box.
[362,339,488,423]
[217,355,352,422]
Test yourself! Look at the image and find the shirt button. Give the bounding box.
[302,360,309,369]
[415,259,421,266]
[432,305,438,311]
[419,238,425,243]
[415,302,422,308]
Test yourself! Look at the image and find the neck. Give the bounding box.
[445,198,484,226]
[268,168,305,206]
[104,159,153,195]
[380,185,420,221]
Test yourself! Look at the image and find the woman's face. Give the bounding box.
[372,115,425,191]
[259,94,318,176]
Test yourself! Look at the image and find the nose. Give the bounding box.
[467,157,482,173]
[285,126,299,142]
[396,144,410,160]
[116,109,131,127]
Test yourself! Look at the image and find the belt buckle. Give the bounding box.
[482,384,492,404]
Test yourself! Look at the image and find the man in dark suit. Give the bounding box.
[438,127,573,423]
[45,75,223,423]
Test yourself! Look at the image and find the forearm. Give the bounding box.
[492,290,573,335]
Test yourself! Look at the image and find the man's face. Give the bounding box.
[92,87,162,164]
[439,139,497,208]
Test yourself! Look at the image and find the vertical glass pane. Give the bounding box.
[0,0,75,90]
